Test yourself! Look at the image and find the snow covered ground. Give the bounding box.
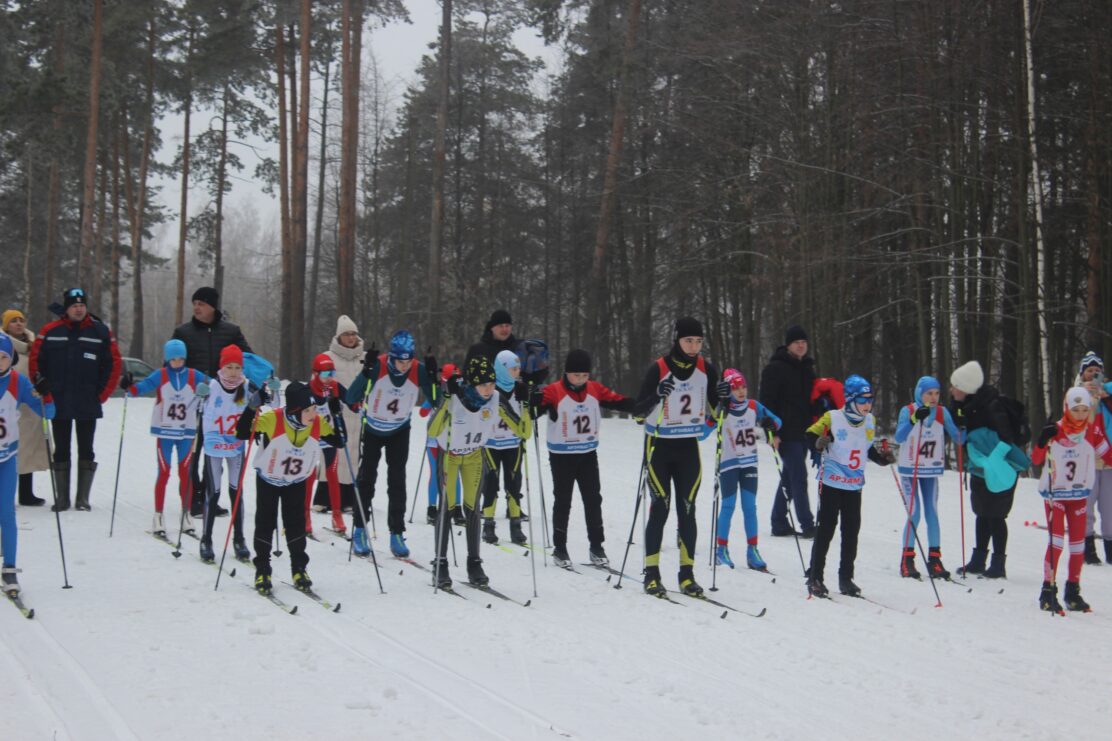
[2,396,1110,740]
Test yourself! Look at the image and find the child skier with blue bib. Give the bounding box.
[714,368,781,572]
[805,374,895,598]
[121,339,210,537]
[893,376,963,580]
[0,334,55,594]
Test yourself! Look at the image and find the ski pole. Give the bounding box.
[614,403,665,590]
[520,440,539,595]
[108,394,128,537]
[769,433,807,577]
[340,431,384,593]
[433,405,455,594]
[708,403,727,592]
[41,418,72,589]
[956,441,968,580]
[215,418,257,591]
[884,437,942,607]
[530,417,550,549]
[173,403,205,557]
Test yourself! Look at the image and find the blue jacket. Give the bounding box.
[0,370,56,464]
[965,427,1031,493]
[30,315,122,420]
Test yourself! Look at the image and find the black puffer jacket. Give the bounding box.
[171,312,253,378]
[758,346,816,442]
[949,385,1017,445]
[465,329,518,366]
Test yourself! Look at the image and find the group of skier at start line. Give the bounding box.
[3,302,1111,616]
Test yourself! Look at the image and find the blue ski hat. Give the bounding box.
[843,374,873,423]
[914,376,940,405]
[0,333,12,360]
[494,350,520,392]
[389,330,415,361]
[164,339,187,363]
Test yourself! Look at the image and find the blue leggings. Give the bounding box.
[1,457,18,566]
[900,476,940,549]
[716,467,759,546]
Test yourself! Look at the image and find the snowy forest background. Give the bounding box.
[1,0,1110,429]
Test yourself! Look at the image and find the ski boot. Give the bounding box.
[1,566,21,595]
[233,538,251,562]
[643,566,667,597]
[450,506,466,527]
[213,503,229,517]
[715,545,735,569]
[433,557,452,589]
[839,576,862,597]
[331,511,346,535]
[983,553,1007,579]
[927,548,950,580]
[1084,536,1102,566]
[678,566,704,597]
[255,571,273,595]
[292,570,313,592]
[509,517,527,545]
[957,547,987,576]
[1039,581,1063,614]
[552,545,573,569]
[50,461,71,512]
[466,557,489,587]
[74,460,96,511]
[199,539,215,563]
[589,545,609,567]
[152,512,166,536]
[352,527,371,557]
[482,518,499,544]
[182,510,196,535]
[426,506,438,525]
[389,533,410,558]
[807,576,829,599]
[1064,581,1091,612]
[746,545,768,571]
[900,548,920,579]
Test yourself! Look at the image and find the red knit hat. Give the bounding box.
[219,345,244,369]
[312,353,335,373]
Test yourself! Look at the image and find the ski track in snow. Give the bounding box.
[3,397,1112,739]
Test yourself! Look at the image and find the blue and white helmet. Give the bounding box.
[844,374,873,404]
[389,330,415,360]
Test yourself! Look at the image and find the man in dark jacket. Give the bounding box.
[171,287,252,515]
[465,309,517,366]
[29,288,122,511]
[759,325,817,537]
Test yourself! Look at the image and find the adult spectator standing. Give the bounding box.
[29,288,122,511]
[2,309,48,506]
[949,360,1031,579]
[759,325,818,538]
[466,309,518,365]
[316,314,365,514]
[171,287,253,515]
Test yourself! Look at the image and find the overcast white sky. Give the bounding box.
[147,2,556,259]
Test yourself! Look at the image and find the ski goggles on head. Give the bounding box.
[318,370,336,379]
[65,288,87,303]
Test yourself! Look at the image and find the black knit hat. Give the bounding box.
[284,381,314,415]
[485,309,513,331]
[673,316,704,340]
[63,287,88,309]
[466,355,496,385]
[784,325,809,345]
[564,349,592,374]
[191,286,220,311]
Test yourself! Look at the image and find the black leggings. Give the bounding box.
[550,451,604,549]
[809,484,862,581]
[970,476,1015,554]
[644,437,702,569]
[253,477,309,575]
[52,418,97,463]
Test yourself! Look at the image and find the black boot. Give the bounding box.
[50,461,71,512]
[1064,581,1091,612]
[466,556,489,586]
[957,547,987,576]
[678,565,704,597]
[509,517,527,545]
[1084,535,1102,566]
[18,474,45,506]
[426,506,438,525]
[74,460,97,511]
[643,565,666,597]
[1105,539,1112,565]
[199,539,215,562]
[482,518,498,544]
[927,549,951,580]
[1039,581,1063,614]
[899,548,920,579]
[450,506,466,527]
[983,552,1007,579]
[807,576,829,598]
[433,557,452,589]
[839,576,862,597]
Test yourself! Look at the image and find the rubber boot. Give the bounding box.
[957,547,987,576]
[18,475,45,506]
[1084,535,1102,566]
[982,552,1007,579]
[74,460,97,511]
[50,461,71,512]
[1105,539,1112,565]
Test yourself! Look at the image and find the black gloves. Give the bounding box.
[33,374,50,396]
[362,349,376,377]
[1037,423,1057,448]
[327,396,342,416]
[513,381,530,403]
[760,416,777,433]
[715,380,731,400]
[119,372,134,390]
[657,376,675,399]
[446,373,462,397]
[913,406,931,422]
[424,349,437,383]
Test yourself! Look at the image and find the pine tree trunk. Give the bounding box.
[213,81,230,298]
[44,22,65,307]
[111,113,121,331]
[276,25,293,377]
[77,0,104,288]
[337,0,362,319]
[176,26,194,326]
[290,0,311,373]
[427,0,452,350]
[308,48,331,325]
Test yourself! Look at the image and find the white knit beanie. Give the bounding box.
[335,314,359,337]
[950,361,984,395]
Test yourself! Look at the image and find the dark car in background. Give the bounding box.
[111,357,158,397]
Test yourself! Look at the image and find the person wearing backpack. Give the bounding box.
[949,361,1031,579]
